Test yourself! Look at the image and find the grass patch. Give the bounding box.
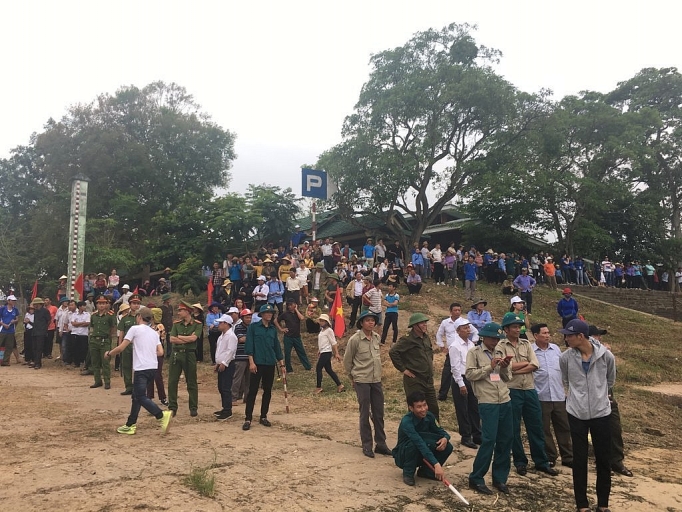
[182,456,217,498]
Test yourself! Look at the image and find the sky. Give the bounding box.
[2,0,681,197]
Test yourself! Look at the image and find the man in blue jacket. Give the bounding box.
[392,391,453,486]
[556,288,579,327]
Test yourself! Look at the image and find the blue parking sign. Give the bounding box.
[301,168,328,199]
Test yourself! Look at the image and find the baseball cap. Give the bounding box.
[216,314,233,325]
[227,307,239,314]
[588,325,608,336]
[558,319,589,337]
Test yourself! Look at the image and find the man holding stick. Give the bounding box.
[392,391,453,486]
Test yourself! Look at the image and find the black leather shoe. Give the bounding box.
[562,461,573,468]
[493,482,510,494]
[468,481,493,495]
[516,465,527,476]
[259,417,271,427]
[374,445,392,456]
[120,390,132,396]
[362,448,375,458]
[190,409,198,417]
[104,383,111,390]
[611,464,633,477]
[402,474,415,486]
[242,420,251,431]
[90,382,103,388]
[461,438,478,449]
[537,465,559,476]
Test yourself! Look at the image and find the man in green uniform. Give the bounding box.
[344,310,391,458]
[89,295,117,389]
[242,304,285,431]
[168,300,203,417]
[392,390,453,486]
[496,312,557,477]
[389,312,439,421]
[465,321,513,495]
[118,295,141,395]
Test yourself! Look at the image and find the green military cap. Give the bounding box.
[478,322,505,339]
[326,273,341,281]
[178,300,194,312]
[315,262,325,268]
[259,304,276,314]
[161,293,172,301]
[407,312,430,328]
[129,294,142,303]
[356,310,379,329]
[501,312,525,328]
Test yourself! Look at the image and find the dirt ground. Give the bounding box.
[1,356,681,512]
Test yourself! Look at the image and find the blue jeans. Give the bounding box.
[126,369,163,426]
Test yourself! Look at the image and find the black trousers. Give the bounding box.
[316,352,341,388]
[244,364,275,421]
[520,291,533,314]
[433,262,444,283]
[72,335,89,366]
[438,353,453,400]
[568,413,611,510]
[380,312,398,344]
[218,361,236,413]
[207,330,220,364]
[349,296,362,325]
[195,332,204,362]
[44,329,56,357]
[451,376,481,441]
[24,329,34,362]
[32,334,46,367]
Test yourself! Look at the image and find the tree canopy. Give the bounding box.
[0,82,300,294]
[316,23,547,248]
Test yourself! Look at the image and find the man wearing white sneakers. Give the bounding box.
[105,307,172,435]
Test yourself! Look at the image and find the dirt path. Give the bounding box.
[1,363,681,511]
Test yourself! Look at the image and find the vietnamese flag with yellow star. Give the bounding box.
[332,286,345,337]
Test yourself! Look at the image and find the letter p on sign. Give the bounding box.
[301,168,328,200]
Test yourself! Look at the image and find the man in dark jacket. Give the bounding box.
[30,298,52,370]
[392,391,453,486]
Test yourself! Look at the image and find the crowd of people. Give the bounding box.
[0,236,639,511]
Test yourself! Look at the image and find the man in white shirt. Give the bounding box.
[321,238,334,272]
[55,298,72,363]
[105,307,172,435]
[70,302,91,369]
[213,314,239,421]
[436,302,479,401]
[375,239,386,263]
[296,260,311,303]
[531,323,573,469]
[448,318,481,449]
[349,272,365,326]
[420,242,432,280]
[252,276,269,311]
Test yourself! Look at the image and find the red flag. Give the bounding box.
[132,286,139,295]
[73,273,84,299]
[332,286,345,337]
[207,278,214,304]
[31,280,38,301]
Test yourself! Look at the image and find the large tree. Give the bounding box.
[0,81,236,279]
[316,23,546,247]
[465,92,644,257]
[608,67,682,241]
